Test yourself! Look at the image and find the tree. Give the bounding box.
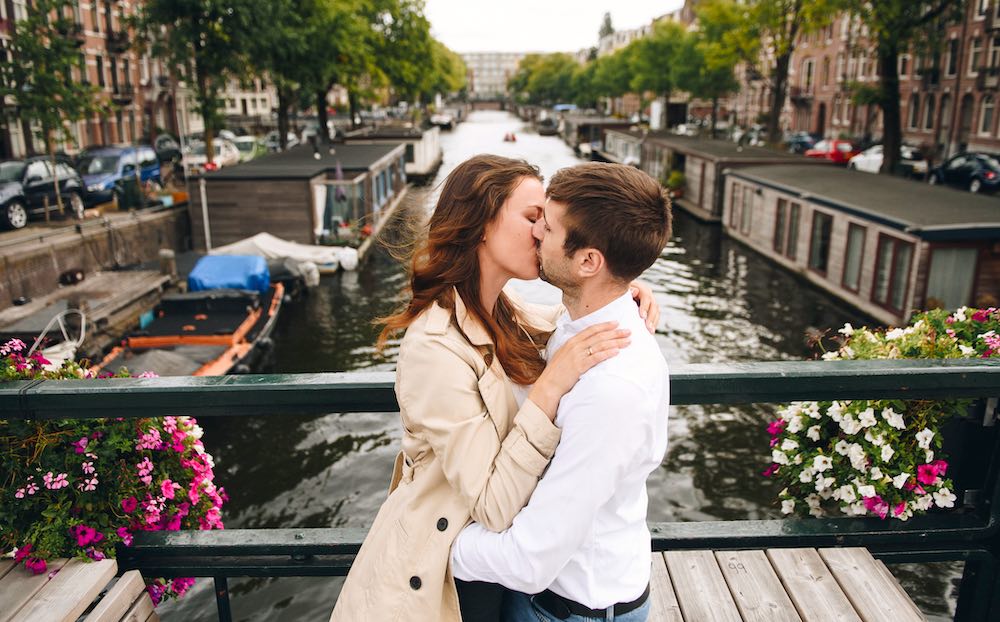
[592,47,634,107]
[0,0,106,214]
[599,11,614,39]
[629,20,689,128]
[690,0,744,135]
[845,0,965,174]
[134,0,265,164]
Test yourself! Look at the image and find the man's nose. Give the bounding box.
[532,220,544,241]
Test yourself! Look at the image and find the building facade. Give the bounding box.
[462,52,524,100]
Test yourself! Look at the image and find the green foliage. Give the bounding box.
[628,20,689,98]
[666,170,686,190]
[508,53,580,106]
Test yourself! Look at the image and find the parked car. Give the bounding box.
[928,152,1000,194]
[183,140,241,174]
[232,136,264,162]
[78,146,162,207]
[0,156,86,229]
[785,131,821,154]
[153,134,182,166]
[848,144,928,177]
[804,139,860,165]
[264,130,300,152]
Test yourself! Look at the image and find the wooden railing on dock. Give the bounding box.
[3,360,1000,621]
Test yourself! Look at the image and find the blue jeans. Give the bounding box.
[503,591,651,622]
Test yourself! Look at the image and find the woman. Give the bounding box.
[330,155,659,622]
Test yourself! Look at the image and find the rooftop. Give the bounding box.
[342,125,429,140]
[200,143,402,181]
[729,165,1000,239]
[640,134,811,162]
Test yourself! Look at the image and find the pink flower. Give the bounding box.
[14,488,25,499]
[78,477,98,492]
[147,582,166,606]
[25,483,38,495]
[892,502,907,517]
[761,463,780,477]
[121,496,138,513]
[136,371,159,379]
[862,495,890,520]
[72,437,89,454]
[160,479,181,500]
[81,461,95,475]
[767,419,786,437]
[71,524,98,547]
[43,472,69,490]
[917,460,948,486]
[24,558,47,575]
[972,309,990,322]
[13,544,33,563]
[171,577,196,597]
[165,513,183,530]
[116,526,134,546]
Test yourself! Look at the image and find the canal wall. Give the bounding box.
[0,207,191,313]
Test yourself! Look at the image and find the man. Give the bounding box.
[450,162,673,622]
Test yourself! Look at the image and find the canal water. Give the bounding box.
[160,111,960,621]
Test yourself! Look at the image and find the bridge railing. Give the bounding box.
[3,359,1000,621]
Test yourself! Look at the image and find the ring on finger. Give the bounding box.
[587,346,593,356]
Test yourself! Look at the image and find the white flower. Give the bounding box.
[781,438,799,452]
[805,494,822,508]
[787,416,804,434]
[815,476,836,493]
[836,485,857,503]
[772,450,789,465]
[799,468,815,484]
[857,484,876,498]
[827,401,844,419]
[835,440,851,455]
[813,455,833,473]
[848,444,868,471]
[880,445,895,463]
[841,345,856,359]
[914,495,934,511]
[847,501,868,515]
[958,345,976,357]
[933,487,957,509]
[925,449,935,463]
[781,499,796,515]
[881,408,905,430]
[806,425,821,442]
[916,428,934,450]
[869,466,884,480]
[885,327,905,340]
[822,351,840,360]
[793,454,804,465]
[893,472,911,489]
[806,402,822,420]
[838,323,854,336]
[839,415,861,436]
[955,307,968,322]
[864,430,886,446]
[809,506,825,517]
[858,408,877,428]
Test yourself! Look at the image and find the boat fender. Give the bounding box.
[233,364,251,374]
[59,269,85,285]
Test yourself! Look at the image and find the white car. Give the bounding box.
[183,140,241,174]
[848,144,928,176]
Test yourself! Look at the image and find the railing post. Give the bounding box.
[214,576,233,622]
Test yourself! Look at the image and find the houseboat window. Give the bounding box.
[405,143,415,162]
[730,183,741,228]
[773,199,788,253]
[786,203,801,261]
[926,247,977,310]
[872,234,914,312]
[808,211,833,275]
[399,156,407,182]
[740,186,752,235]
[842,223,867,292]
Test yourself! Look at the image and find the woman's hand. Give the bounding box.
[630,280,660,334]
[527,322,631,420]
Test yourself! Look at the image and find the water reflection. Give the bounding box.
[159,111,958,621]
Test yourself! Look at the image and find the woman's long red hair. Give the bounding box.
[377,154,546,385]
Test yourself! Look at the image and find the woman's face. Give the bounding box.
[480,176,545,282]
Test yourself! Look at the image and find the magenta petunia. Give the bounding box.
[121,496,139,513]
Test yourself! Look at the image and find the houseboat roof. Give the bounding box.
[200,143,403,181]
[729,164,1000,240]
[643,135,810,163]
[342,125,429,140]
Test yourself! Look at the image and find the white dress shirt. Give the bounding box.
[451,290,670,609]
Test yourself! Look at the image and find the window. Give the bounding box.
[822,57,830,86]
[924,94,935,130]
[842,224,866,292]
[123,59,130,86]
[979,0,989,16]
[808,211,833,275]
[786,203,801,261]
[730,183,740,228]
[899,55,909,78]
[836,54,845,82]
[96,56,105,87]
[970,37,983,74]
[25,160,50,181]
[872,234,914,312]
[926,248,978,310]
[740,186,752,235]
[90,1,99,32]
[946,39,959,76]
[908,93,920,129]
[981,95,995,134]
[992,36,1000,68]
[773,199,787,253]
[803,59,815,92]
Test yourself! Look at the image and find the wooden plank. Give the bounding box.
[119,590,155,622]
[818,548,925,622]
[873,560,926,621]
[84,570,147,622]
[648,553,683,622]
[664,550,742,622]
[767,548,861,622]
[0,561,15,582]
[0,558,71,622]
[9,558,117,622]
[716,550,802,622]
[144,611,161,622]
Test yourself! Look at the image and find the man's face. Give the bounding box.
[532,198,578,291]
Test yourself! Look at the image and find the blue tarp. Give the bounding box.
[187,255,270,294]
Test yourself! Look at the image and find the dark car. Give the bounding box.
[77,145,161,206]
[153,134,182,166]
[928,152,1000,194]
[0,157,86,229]
[785,131,821,154]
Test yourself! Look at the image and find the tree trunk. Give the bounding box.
[711,97,719,138]
[46,129,65,215]
[349,90,360,129]
[21,118,36,156]
[316,89,330,143]
[196,69,214,166]
[877,40,902,175]
[768,52,792,144]
[277,88,290,150]
[661,90,671,129]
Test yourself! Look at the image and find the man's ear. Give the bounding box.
[575,248,606,279]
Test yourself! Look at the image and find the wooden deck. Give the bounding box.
[649,547,925,622]
[0,558,156,622]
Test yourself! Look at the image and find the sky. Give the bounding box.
[422,0,685,54]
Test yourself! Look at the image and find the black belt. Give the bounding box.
[533,584,650,620]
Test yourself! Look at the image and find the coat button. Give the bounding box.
[409,576,422,590]
[437,517,448,531]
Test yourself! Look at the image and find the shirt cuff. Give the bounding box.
[506,398,561,475]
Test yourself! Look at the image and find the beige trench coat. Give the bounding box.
[330,289,562,622]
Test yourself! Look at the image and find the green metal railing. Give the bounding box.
[3,359,1000,621]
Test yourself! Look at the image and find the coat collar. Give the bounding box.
[425,288,494,347]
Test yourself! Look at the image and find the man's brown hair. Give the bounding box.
[546,163,672,282]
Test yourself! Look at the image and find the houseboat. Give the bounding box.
[640,133,827,222]
[722,164,1000,326]
[188,143,407,252]
[560,115,633,157]
[341,124,442,184]
[593,128,644,165]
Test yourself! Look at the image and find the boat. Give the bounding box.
[210,232,359,276]
[537,117,560,136]
[93,256,283,377]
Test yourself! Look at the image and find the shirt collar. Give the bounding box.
[555,290,635,338]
